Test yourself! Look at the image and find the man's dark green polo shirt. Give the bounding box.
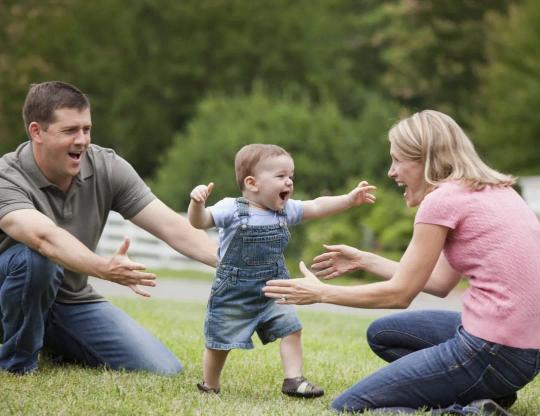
[0,142,155,303]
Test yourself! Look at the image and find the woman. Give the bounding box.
[263,110,540,414]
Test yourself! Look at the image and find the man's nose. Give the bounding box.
[74,129,89,143]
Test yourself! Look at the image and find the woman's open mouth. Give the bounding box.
[397,182,407,197]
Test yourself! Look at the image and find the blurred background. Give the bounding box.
[1,0,539,275]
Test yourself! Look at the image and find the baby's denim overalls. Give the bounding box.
[204,198,302,350]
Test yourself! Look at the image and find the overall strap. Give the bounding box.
[235,197,288,227]
[235,197,250,227]
[235,197,250,217]
[277,203,287,226]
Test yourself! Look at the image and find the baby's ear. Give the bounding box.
[244,176,258,192]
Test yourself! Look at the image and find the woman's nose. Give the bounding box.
[388,163,397,179]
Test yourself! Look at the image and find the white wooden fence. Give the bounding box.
[520,176,540,216]
[95,211,216,271]
[96,177,539,271]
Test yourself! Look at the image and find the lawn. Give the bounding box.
[1,299,538,415]
[150,267,375,287]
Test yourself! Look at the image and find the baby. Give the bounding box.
[188,144,376,397]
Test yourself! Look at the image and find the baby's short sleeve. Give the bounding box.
[285,199,304,226]
[208,198,236,228]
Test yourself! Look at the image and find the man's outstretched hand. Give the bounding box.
[101,237,156,297]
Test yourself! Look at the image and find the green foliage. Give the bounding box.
[0,0,389,176]
[363,187,416,253]
[151,86,398,211]
[2,0,539,261]
[151,86,401,266]
[379,0,511,123]
[0,0,179,175]
[299,186,415,277]
[472,0,540,175]
[3,0,535,179]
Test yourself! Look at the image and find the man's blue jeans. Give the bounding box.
[0,243,182,375]
[331,310,540,413]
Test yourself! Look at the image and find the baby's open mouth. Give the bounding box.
[279,191,290,201]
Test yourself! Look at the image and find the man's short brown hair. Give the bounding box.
[234,144,292,191]
[22,81,90,136]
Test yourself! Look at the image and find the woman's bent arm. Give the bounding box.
[264,223,454,308]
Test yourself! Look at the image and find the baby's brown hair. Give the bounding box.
[234,144,292,191]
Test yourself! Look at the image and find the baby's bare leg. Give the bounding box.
[280,330,303,378]
[280,330,324,398]
[202,348,230,389]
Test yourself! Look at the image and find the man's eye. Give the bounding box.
[83,127,91,133]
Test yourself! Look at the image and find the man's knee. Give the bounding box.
[107,352,183,376]
[152,358,183,376]
[133,346,183,376]
[7,244,63,293]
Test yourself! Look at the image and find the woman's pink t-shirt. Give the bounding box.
[415,181,540,349]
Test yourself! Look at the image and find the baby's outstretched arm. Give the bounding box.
[302,181,376,220]
[188,182,215,229]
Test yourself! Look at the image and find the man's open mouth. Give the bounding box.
[68,152,82,161]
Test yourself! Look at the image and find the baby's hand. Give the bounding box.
[190,182,214,203]
[348,181,376,206]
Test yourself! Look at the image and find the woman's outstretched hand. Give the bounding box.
[311,244,366,279]
[263,261,325,305]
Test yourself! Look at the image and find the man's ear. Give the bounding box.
[28,122,43,143]
[244,176,258,192]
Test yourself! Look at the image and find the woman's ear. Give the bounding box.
[244,176,258,192]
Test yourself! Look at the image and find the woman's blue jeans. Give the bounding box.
[331,310,540,413]
[0,243,181,375]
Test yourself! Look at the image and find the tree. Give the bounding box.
[379,0,511,124]
[0,1,68,154]
[150,85,398,211]
[150,86,399,265]
[0,0,387,176]
[472,0,540,175]
[298,186,415,277]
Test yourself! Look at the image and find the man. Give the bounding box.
[0,81,217,374]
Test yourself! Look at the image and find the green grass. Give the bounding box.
[151,268,369,286]
[1,299,538,415]
[149,268,214,281]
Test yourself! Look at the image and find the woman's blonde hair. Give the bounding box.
[389,110,515,190]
